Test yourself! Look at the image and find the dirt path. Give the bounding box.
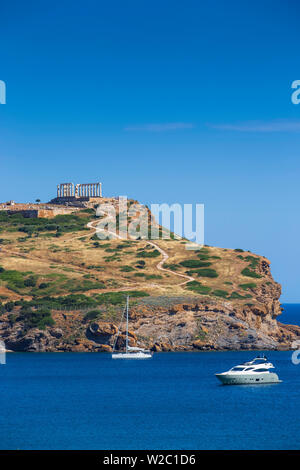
[87,221,195,286]
[0,219,195,294]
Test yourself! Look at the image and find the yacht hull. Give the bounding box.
[215,372,281,385]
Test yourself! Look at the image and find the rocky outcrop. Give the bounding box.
[0,257,298,352]
[1,296,299,352]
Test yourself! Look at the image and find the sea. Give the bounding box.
[0,303,299,450]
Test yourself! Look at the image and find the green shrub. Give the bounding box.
[186,281,212,295]
[39,283,50,289]
[135,260,146,269]
[196,248,210,254]
[244,256,259,269]
[137,250,160,258]
[229,292,245,299]
[193,268,218,278]
[239,282,257,290]
[24,276,37,287]
[241,268,261,279]
[20,307,55,330]
[180,260,211,268]
[234,248,244,252]
[0,269,26,289]
[162,263,178,271]
[120,266,135,272]
[8,313,17,323]
[197,254,211,261]
[4,301,14,312]
[83,310,102,322]
[213,289,228,298]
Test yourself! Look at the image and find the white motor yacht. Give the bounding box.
[215,355,281,385]
[112,296,153,359]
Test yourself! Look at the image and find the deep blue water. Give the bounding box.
[280,303,300,326]
[0,304,300,450]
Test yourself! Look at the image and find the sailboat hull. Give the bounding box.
[112,352,153,359]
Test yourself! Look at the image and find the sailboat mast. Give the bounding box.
[126,296,129,353]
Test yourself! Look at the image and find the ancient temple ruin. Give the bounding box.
[57,182,102,198]
[50,181,103,204]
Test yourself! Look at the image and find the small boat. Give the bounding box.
[112,296,153,359]
[215,355,281,385]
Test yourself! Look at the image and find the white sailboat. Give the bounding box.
[111,296,153,359]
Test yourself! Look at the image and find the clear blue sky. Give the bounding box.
[0,0,300,301]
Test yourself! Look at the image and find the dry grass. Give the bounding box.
[0,212,269,304]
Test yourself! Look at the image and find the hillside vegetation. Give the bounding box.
[0,203,291,353]
[0,208,272,311]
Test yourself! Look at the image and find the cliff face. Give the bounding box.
[1,277,299,353]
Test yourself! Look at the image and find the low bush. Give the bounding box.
[19,306,55,330]
[197,254,211,261]
[244,256,259,269]
[137,250,160,258]
[229,292,245,299]
[193,268,218,278]
[4,301,14,312]
[24,276,37,287]
[180,260,211,268]
[135,260,146,269]
[213,289,228,298]
[162,263,178,271]
[0,269,26,289]
[186,281,212,295]
[241,268,261,279]
[39,283,50,289]
[120,266,135,272]
[83,310,102,322]
[239,282,257,290]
